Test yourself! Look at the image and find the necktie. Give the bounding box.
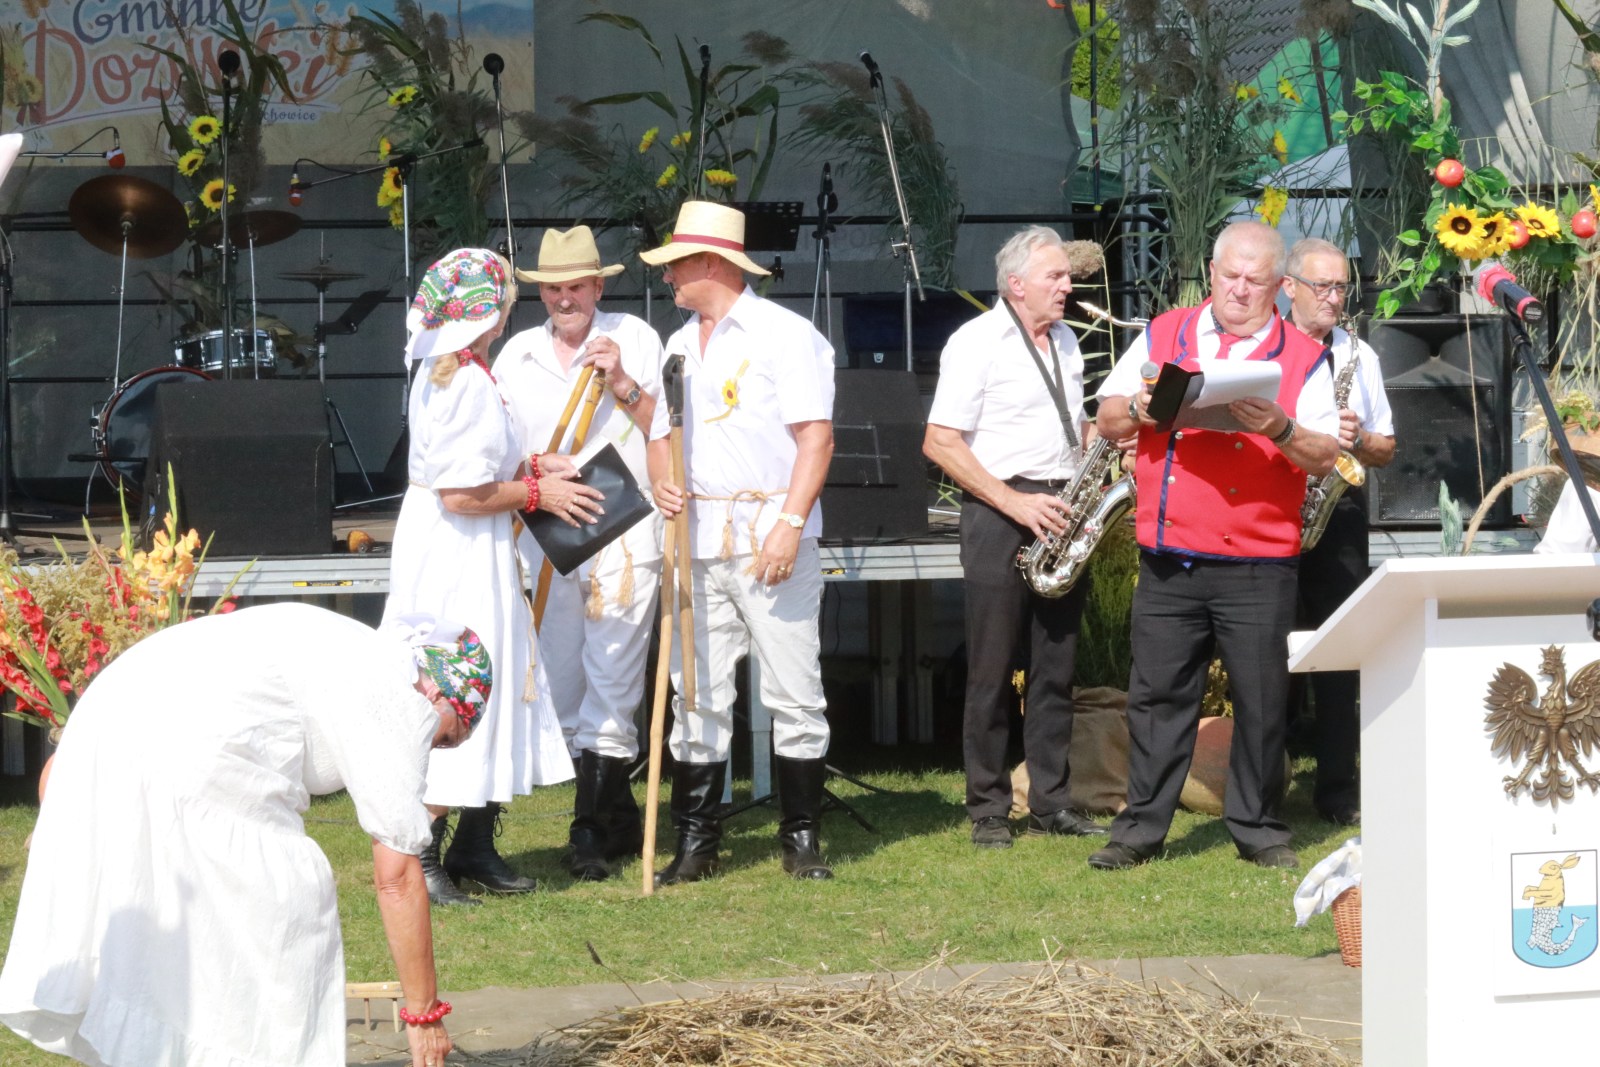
[1215,331,1249,359]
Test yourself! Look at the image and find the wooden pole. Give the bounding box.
[532,369,606,628]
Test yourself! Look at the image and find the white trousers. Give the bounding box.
[540,555,661,761]
[669,538,829,763]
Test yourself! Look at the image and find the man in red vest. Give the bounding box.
[1088,221,1339,871]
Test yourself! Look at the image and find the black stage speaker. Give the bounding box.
[823,370,928,541]
[842,291,986,374]
[146,379,333,556]
[1360,315,1512,527]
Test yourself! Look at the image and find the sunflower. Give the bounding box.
[1515,202,1561,239]
[704,168,737,188]
[188,115,221,145]
[669,130,692,149]
[1254,186,1288,227]
[377,136,392,160]
[1271,130,1287,165]
[656,163,678,189]
[386,85,418,107]
[720,379,740,407]
[176,149,207,177]
[387,203,405,230]
[638,127,658,153]
[1591,183,1600,211]
[1277,77,1301,103]
[1234,83,1260,102]
[1435,204,1484,257]
[1474,211,1513,258]
[199,178,235,212]
[377,166,403,207]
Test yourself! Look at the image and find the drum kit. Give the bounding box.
[63,174,369,497]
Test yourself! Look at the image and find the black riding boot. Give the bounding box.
[602,756,644,861]
[443,803,537,894]
[776,756,834,880]
[654,760,726,887]
[568,751,610,882]
[422,814,481,907]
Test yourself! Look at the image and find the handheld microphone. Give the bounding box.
[1476,262,1544,324]
[482,52,504,77]
[289,170,302,207]
[1141,360,1161,386]
[104,128,124,168]
[819,161,836,213]
[859,50,880,78]
[218,49,241,78]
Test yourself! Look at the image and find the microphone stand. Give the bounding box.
[483,53,516,262]
[694,45,710,196]
[864,55,925,371]
[1508,317,1600,550]
[809,162,837,345]
[218,56,238,379]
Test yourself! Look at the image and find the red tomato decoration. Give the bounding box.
[1572,209,1598,239]
[1507,219,1531,249]
[1434,159,1466,187]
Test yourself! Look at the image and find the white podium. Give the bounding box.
[1289,554,1600,1066]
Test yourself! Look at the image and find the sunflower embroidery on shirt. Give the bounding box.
[704,359,750,423]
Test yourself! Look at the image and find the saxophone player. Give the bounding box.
[1088,221,1339,872]
[1282,238,1395,827]
[923,227,1107,849]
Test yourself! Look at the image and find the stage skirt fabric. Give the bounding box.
[0,604,439,1067]
[383,363,572,804]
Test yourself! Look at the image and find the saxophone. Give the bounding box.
[1016,436,1136,597]
[1300,335,1366,551]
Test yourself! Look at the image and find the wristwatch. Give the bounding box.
[1127,396,1140,423]
[620,383,642,406]
[778,512,805,529]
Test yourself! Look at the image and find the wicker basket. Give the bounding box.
[1331,884,1362,968]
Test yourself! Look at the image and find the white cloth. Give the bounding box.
[670,538,829,763]
[1293,835,1363,927]
[1098,311,1340,436]
[1326,326,1395,437]
[0,604,436,1067]
[926,300,1086,482]
[383,362,571,803]
[495,310,666,760]
[648,287,835,558]
[1535,478,1600,554]
[495,308,666,566]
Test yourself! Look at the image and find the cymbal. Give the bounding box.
[68,175,187,259]
[279,263,365,288]
[193,209,302,249]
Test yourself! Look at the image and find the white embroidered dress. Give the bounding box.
[0,604,438,1067]
[383,360,571,804]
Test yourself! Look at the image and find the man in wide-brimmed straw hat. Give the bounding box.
[643,201,838,885]
[495,226,665,882]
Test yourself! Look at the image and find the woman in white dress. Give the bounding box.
[0,602,491,1067]
[383,249,602,905]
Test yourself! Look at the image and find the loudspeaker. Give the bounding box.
[822,370,928,541]
[146,380,333,556]
[842,292,986,374]
[1360,315,1512,527]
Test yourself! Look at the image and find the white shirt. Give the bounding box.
[494,308,666,564]
[648,287,835,559]
[1535,479,1600,554]
[1098,309,1339,435]
[1325,325,1395,436]
[926,301,1086,482]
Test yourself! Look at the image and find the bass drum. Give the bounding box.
[95,366,212,492]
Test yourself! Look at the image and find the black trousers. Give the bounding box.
[958,488,1089,822]
[1296,494,1368,813]
[1110,552,1297,856]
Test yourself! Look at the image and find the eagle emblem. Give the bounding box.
[1484,645,1600,807]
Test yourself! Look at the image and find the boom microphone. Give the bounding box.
[482,52,505,77]
[218,49,241,78]
[1476,262,1544,324]
[859,50,880,78]
[104,128,124,168]
[289,170,302,207]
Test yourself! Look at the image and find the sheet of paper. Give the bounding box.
[1176,359,1282,432]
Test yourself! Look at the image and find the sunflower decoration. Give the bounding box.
[376,166,404,208]
[1514,202,1561,240]
[1277,77,1301,104]
[187,114,220,144]
[199,179,237,213]
[656,163,679,189]
[1434,204,1484,258]
[704,168,738,188]
[1271,130,1288,165]
[176,149,206,177]
[1475,211,1514,258]
[1255,186,1289,227]
[704,360,752,424]
[638,127,659,153]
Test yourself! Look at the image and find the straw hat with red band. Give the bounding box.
[515,225,626,284]
[639,200,770,277]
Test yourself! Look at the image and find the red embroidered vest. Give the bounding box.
[1133,301,1330,560]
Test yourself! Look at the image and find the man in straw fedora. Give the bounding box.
[495,226,665,882]
[643,200,837,884]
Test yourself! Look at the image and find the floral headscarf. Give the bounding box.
[403,248,511,365]
[383,613,493,734]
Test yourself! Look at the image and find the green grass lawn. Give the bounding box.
[0,762,1350,1063]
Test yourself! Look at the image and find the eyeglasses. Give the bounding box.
[1289,275,1351,299]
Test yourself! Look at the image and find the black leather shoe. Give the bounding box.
[1317,805,1361,827]
[1026,809,1109,837]
[655,761,726,887]
[421,815,481,907]
[1242,843,1300,869]
[444,803,538,894]
[1087,841,1151,870]
[971,815,1013,849]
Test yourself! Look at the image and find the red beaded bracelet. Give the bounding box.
[529,453,542,480]
[522,473,540,512]
[398,1000,452,1026]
